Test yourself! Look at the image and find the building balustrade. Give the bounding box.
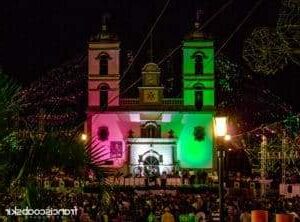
[162,98,183,105]
[119,98,183,106]
[120,98,139,105]
[127,137,177,143]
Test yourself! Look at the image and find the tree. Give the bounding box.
[0,70,21,190]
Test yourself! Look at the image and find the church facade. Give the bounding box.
[86,24,215,176]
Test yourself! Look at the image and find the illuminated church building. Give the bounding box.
[86,22,215,176]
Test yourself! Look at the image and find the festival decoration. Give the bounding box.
[18,55,87,134]
[243,27,290,75]
[277,0,300,66]
[229,114,300,182]
[242,0,299,75]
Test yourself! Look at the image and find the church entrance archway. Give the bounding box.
[143,156,159,177]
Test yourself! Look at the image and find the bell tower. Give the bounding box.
[182,10,215,110]
[139,63,164,105]
[88,22,120,111]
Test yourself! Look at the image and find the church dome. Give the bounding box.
[142,63,161,73]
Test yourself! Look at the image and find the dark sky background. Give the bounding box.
[1,0,299,111]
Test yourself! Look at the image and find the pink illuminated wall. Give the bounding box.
[88,45,120,107]
[88,80,119,107]
[87,40,125,167]
[90,113,139,168]
[88,50,119,75]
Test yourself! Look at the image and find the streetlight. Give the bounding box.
[80,133,88,142]
[214,116,230,222]
[215,117,228,137]
[224,134,231,141]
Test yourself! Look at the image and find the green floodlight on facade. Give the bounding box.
[178,33,215,169]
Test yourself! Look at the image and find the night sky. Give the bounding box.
[1,0,299,111]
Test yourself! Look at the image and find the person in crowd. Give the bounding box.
[161,207,175,222]
[2,174,300,222]
[192,195,203,210]
[187,208,196,222]
[179,208,189,222]
[210,205,220,222]
[148,210,157,222]
[96,211,108,222]
[189,170,195,185]
[239,208,251,222]
[161,171,167,188]
[79,207,91,222]
[195,208,206,222]
[286,207,300,222]
[226,200,235,222]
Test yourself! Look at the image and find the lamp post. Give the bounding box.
[214,117,229,222]
[80,133,88,142]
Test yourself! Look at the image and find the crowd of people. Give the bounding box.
[1,169,300,221]
[1,187,300,222]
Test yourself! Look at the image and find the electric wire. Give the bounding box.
[106,0,171,105]
[110,0,235,105]
[215,0,264,56]
[118,0,171,84]
[157,0,234,66]
[107,0,264,106]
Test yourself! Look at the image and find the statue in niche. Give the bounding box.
[168,129,175,138]
[128,129,135,138]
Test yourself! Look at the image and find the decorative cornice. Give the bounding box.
[88,42,120,50]
[89,77,119,80]
[184,87,214,90]
[183,76,214,81]
[87,105,215,112]
[89,88,119,91]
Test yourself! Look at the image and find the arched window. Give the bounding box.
[194,85,204,110]
[141,121,160,138]
[192,51,206,75]
[99,54,108,75]
[195,54,203,75]
[99,84,109,110]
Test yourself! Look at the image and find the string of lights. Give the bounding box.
[231,113,300,140]
[19,54,87,129]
